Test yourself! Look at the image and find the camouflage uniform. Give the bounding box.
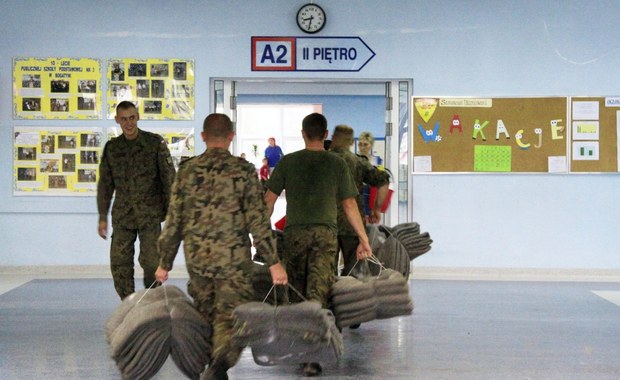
[267,149,357,307]
[331,147,390,277]
[158,148,279,371]
[97,129,175,299]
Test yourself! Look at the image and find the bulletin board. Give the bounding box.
[569,97,619,172]
[13,126,103,195]
[106,58,195,120]
[13,57,102,120]
[412,97,569,173]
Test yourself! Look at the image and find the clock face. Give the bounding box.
[296,3,326,34]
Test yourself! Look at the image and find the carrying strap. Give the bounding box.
[366,254,386,277]
[262,283,307,305]
[136,280,169,306]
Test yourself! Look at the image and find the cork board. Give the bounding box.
[412,97,569,173]
[570,97,619,173]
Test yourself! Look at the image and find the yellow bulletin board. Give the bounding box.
[106,58,195,121]
[13,126,103,196]
[412,97,569,173]
[570,97,619,172]
[13,57,102,120]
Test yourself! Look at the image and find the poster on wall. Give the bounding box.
[107,127,195,169]
[568,97,619,172]
[412,96,568,173]
[106,58,195,121]
[13,57,102,120]
[14,126,103,196]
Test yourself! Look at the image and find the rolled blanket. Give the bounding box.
[331,294,377,315]
[329,276,375,299]
[232,299,342,366]
[376,295,413,319]
[371,236,410,279]
[391,222,420,237]
[169,302,212,379]
[104,285,187,343]
[109,299,172,378]
[373,270,413,319]
[390,223,433,261]
[105,285,211,380]
[334,307,377,329]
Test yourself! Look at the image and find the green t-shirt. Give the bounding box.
[267,149,358,232]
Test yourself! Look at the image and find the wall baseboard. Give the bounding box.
[0,265,188,279]
[410,266,620,282]
[1,265,619,282]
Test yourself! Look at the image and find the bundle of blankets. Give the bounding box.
[368,222,433,279]
[105,285,211,380]
[231,298,343,366]
[329,268,413,329]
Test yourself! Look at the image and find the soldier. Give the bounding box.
[264,113,372,377]
[329,125,390,278]
[97,100,176,300]
[155,113,287,380]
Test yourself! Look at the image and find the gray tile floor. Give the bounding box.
[1,277,620,379]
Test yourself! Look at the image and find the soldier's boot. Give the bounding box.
[302,362,322,377]
[200,361,229,380]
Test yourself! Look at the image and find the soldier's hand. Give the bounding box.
[355,240,372,260]
[98,221,108,240]
[155,266,169,283]
[369,208,382,224]
[269,262,288,286]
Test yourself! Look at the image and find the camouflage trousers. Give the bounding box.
[109,223,161,299]
[188,274,254,371]
[338,235,370,278]
[282,225,337,308]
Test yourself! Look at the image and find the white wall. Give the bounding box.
[0,0,618,269]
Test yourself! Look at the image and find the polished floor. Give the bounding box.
[1,274,620,379]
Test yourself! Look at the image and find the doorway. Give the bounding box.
[210,78,412,226]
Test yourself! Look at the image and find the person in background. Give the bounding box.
[264,137,283,174]
[323,139,332,150]
[329,124,390,278]
[97,100,176,300]
[259,157,270,192]
[240,152,246,160]
[155,113,287,380]
[264,113,372,377]
[357,131,384,220]
[357,131,382,166]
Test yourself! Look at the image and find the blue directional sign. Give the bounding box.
[252,36,375,72]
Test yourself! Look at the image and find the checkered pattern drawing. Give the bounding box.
[474,145,512,172]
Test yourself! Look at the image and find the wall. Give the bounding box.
[0,0,618,269]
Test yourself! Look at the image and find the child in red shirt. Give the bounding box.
[259,157,269,192]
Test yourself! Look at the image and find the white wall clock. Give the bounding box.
[296,3,326,34]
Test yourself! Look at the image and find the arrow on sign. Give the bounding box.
[296,36,375,72]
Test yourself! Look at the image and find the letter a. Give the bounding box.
[495,119,510,140]
[260,45,275,64]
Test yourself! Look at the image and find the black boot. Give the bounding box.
[302,362,322,376]
[200,362,229,380]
